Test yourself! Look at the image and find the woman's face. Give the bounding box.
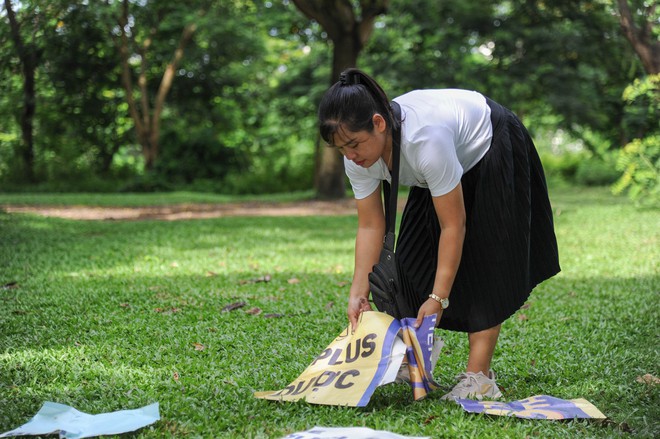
[332,114,389,168]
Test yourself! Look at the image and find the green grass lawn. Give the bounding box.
[1,187,658,438]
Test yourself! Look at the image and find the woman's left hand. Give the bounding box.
[414,298,443,328]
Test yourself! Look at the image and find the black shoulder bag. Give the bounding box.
[368,102,416,319]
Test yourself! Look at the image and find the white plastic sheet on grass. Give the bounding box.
[281,426,430,439]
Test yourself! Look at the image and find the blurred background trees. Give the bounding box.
[0,0,657,204]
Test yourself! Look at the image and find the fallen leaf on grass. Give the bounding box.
[263,313,283,318]
[636,374,660,385]
[597,419,633,433]
[206,271,217,277]
[324,301,334,310]
[520,302,531,309]
[423,415,438,425]
[119,303,130,308]
[154,307,181,314]
[161,420,187,435]
[287,278,300,284]
[239,275,271,285]
[193,343,205,351]
[222,378,238,386]
[336,281,349,287]
[245,307,262,315]
[221,301,246,312]
[173,372,180,381]
[517,314,528,321]
[247,295,279,301]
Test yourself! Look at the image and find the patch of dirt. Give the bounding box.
[2,199,358,221]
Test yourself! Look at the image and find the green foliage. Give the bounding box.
[539,150,585,183]
[575,155,620,186]
[612,135,660,207]
[155,126,248,185]
[364,0,641,148]
[0,188,658,437]
[533,124,618,187]
[0,0,654,195]
[612,74,660,208]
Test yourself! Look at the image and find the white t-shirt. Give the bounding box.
[345,89,493,199]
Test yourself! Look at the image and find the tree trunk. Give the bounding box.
[292,0,389,199]
[20,58,37,182]
[314,34,361,199]
[116,0,197,171]
[617,0,660,74]
[4,0,37,182]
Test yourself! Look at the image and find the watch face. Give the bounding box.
[440,298,449,309]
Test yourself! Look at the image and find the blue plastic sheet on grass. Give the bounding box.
[0,402,160,439]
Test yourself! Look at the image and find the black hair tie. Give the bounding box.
[339,71,360,86]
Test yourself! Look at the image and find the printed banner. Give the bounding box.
[457,395,607,420]
[399,317,440,400]
[255,311,440,407]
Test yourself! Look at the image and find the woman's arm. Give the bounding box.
[414,182,466,327]
[348,186,386,330]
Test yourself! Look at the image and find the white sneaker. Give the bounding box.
[441,370,503,401]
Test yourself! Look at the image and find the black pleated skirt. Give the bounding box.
[393,98,560,333]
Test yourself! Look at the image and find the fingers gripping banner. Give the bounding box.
[399,317,440,400]
[255,311,440,407]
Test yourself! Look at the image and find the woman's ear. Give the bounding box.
[372,113,387,133]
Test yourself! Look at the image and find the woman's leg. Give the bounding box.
[466,324,501,374]
[441,323,503,400]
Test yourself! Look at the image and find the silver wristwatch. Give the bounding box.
[428,293,449,309]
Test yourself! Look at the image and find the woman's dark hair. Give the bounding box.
[318,68,396,145]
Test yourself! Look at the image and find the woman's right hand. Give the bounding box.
[348,295,372,331]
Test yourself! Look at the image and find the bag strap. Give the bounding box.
[383,101,401,251]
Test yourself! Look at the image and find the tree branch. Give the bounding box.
[152,21,198,143]
[4,0,26,57]
[617,0,639,44]
[291,0,355,41]
[617,0,660,74]
[138,36,151,132]
[117,0,144,136]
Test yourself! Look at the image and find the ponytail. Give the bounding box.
[318,68,397,145]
